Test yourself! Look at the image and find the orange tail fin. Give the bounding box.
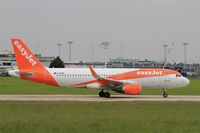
[11,39,59,87]
[11,39,43,70]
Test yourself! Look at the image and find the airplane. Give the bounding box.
[8,39,190,98]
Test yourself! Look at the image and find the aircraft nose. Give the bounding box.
[183,77,190,86]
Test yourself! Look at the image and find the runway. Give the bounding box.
[0,95,200,102]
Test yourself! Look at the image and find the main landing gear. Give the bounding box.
[163,88,168,98]
[99,90,110,98]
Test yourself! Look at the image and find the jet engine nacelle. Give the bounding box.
[115,84,141,95]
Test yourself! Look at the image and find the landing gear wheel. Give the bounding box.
[99,91,105,97]
[163,93,168,98]
[162,88,168,98]
[104,92,110,98]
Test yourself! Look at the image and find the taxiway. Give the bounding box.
[0,95,199,102]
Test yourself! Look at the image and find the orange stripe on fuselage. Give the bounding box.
[73,69,176,87]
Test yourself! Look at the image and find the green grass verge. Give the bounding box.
[0,77,97,94]
[0,77,199,95]
[0,102,199,133]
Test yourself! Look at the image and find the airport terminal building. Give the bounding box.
[0,51,55,72]
[0,51,199,77]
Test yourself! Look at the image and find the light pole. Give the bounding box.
[91,44,95,66]
[100,42,110,68]
[163,45,168,67]
[120,44,123,68]
[167,43,175,64]
[56,44,63,57]
[67,41,73,64]
[182,42,189,69]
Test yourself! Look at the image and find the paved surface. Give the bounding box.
[0,95,200,102]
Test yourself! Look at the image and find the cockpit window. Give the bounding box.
[176,73,182,77]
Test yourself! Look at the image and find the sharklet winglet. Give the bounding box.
[88,65,101,79]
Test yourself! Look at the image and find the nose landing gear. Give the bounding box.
[99,90,110,98]
[163,88,168,98]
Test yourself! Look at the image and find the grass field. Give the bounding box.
[0,101,199,133]
[0,77,199,95]
[0,78,200,133]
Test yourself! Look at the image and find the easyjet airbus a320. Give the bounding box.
[9,39,190,98]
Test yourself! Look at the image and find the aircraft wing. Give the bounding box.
[88,65,136,88]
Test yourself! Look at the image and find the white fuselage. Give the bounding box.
[9,67,190,89]
[45,68,190,89]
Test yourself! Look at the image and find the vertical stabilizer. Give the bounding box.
[11,39,59,87]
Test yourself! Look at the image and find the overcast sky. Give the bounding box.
[0,0,199,63]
